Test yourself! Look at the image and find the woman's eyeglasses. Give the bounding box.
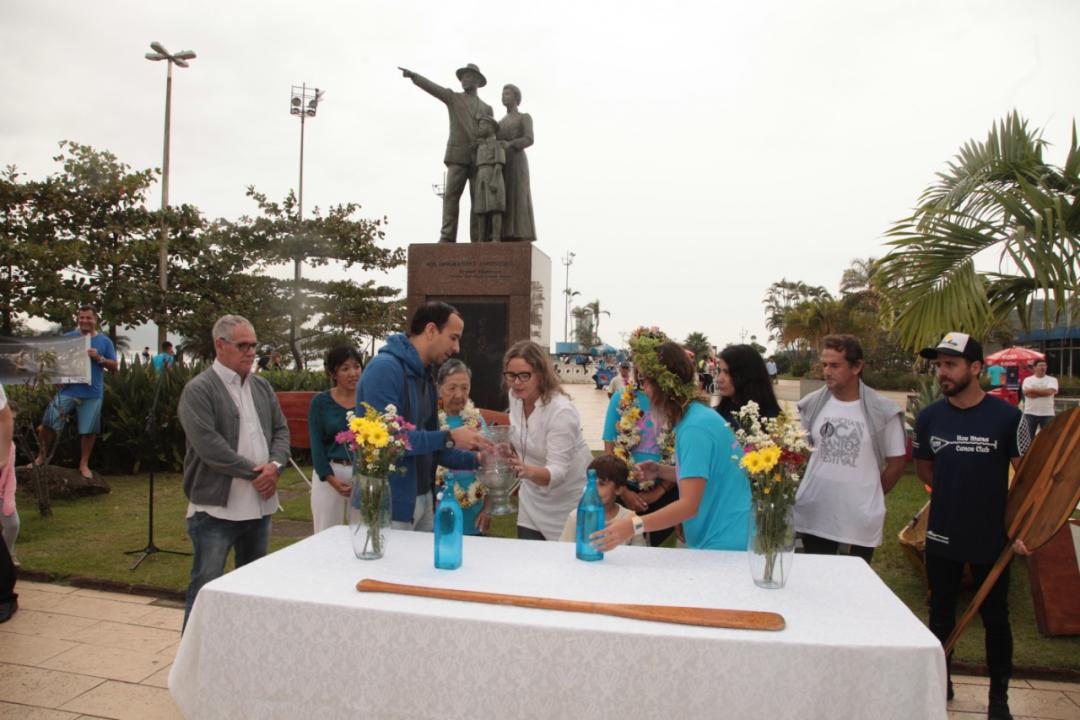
[502,371,533,383]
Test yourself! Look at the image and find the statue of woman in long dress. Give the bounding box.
[496,84,536,242]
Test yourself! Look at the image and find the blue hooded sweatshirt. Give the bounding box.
[356,333,478,522]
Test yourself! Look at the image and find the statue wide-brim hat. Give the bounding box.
[456,63,487,87]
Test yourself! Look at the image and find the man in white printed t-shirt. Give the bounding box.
[1021,359,1057,439]
[795,335,907,563]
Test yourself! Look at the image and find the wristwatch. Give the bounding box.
[444,431,455,449]
[271,461,283,474]
[631,514,646,537]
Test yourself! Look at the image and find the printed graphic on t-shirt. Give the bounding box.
[928,434,998,455]
[818,417,864,467]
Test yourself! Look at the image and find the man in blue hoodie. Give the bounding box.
[357,301,487,530]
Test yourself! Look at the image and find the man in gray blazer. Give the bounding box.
[178,314,290,629]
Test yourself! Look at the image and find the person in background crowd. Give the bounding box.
[152,341,176,372]
[504,340,592,540]
[35,306,118,479]
[356,302,487,531]
[986,362,1007,388]
[1020,359,1058,438]
[605,361,631,398]
[714,344,782,428]
[177,314,290,630]
[0,383,18,622]
[913,332,1027,720]
[308,346,363,533]
[766,356,779,384]
[436,359,491,535]
[141,346,151,364]
[794,335,907,564]
[592,340,750,551]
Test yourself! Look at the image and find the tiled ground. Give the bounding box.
[0,581,183,720]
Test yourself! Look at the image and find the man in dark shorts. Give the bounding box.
[913,332,1029,720]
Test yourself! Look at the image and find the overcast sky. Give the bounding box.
[3,0,1078,353]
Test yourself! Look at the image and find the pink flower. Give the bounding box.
[335,430,354,445]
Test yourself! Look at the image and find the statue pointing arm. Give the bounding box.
[398,67,451,104]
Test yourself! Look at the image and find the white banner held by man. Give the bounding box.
[0,335,91,385]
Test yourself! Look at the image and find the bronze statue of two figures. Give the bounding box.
[400,63,536,244]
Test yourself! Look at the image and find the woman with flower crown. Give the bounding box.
[602,327,678,546]
[435,359,492,535]
[591,339,750,552]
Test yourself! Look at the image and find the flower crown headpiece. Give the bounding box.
[627,326,699,408]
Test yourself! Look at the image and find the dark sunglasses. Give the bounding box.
[503,371,533,383]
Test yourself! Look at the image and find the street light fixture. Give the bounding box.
[287,83,324,365]
[145,41,195,349]
[562,251,576,345]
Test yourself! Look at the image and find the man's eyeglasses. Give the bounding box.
[222,339,259,353]
[502,371,533,383]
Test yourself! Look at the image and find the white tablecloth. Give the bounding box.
[169,527,946,720]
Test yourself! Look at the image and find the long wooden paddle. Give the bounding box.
[357,578,786,631]
[944,408,1080,654]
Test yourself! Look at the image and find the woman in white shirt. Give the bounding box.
[504,341,592,540]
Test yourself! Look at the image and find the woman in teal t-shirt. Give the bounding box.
[436,360,491,535]
[591,338,750,551]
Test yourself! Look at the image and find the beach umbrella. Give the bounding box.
[985,346,1045,366]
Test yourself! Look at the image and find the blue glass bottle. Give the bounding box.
[435,472,464,570]
[576,469,604,561]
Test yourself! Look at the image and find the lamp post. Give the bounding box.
[562,251,576,344]
[287,83,324,368]
[145,42,195,350]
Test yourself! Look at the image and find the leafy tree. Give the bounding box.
[878,112,1080,351]
[236,187,405,368]
[683,331,711,358]
[0,166,71,335]
[45,142,161,342]
[762,279,829,349]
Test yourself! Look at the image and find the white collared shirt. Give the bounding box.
[509,392,591,540]
[187,360,279,521]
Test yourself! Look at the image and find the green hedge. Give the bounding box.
[12,362,329,474]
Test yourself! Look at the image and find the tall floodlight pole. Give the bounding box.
[562,251,576,344]
[288,83,324,368]
[145,42,195,350]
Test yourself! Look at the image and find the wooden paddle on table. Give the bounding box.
[357,578,786,631]
[944,408,1080,654]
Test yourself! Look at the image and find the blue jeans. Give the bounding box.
[183,512,272,631]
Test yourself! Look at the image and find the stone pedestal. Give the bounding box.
[407,243,551,411]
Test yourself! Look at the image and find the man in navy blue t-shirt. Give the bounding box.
[913,332,1028,720]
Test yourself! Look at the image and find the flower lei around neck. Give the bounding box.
[435,401,486,508]
[613,385,675,490]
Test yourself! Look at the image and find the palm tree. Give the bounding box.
[584,299,610,345]
[571,306,593,348]
[683,331,711,358]
[878,112,1080,351]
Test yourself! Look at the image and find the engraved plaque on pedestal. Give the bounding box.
[407,243,551,411]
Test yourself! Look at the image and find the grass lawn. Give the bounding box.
[15,466,1080,671]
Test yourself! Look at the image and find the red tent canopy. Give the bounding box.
[985,346,1045,367]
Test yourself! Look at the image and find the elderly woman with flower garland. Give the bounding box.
[435,359,491,535]
[308,346,363,533]
[504,340,592,541]
[591,340,751,552]
[602,327,678,546]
